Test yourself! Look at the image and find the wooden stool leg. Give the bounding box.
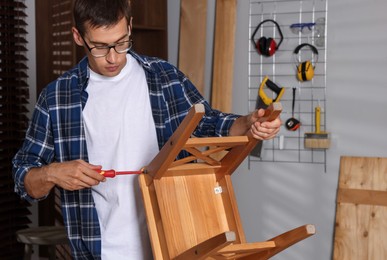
[23,244,32,260]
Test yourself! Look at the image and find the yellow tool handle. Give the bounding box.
[315,106,321,133]
[258,76,285,106]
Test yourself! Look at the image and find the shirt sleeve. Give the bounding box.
[12,88,54,202]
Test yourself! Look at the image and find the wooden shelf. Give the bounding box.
[133,25,166,31]
[131,0,167,60]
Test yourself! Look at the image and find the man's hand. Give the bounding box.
[247,108,281,140]
[25,159,106,199]
[229,107,282,139]
[45,160,106,190]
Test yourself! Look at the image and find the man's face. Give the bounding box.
[73,17,131,77]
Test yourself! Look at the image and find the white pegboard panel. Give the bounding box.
[248,0,328,170]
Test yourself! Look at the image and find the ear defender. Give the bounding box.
[298,60,314,81]
[294,43,319,81]
[251,19,283,57]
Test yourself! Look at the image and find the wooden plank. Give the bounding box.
[174,231,236,260]
[138,174,170,260]
[241,225,315,260]
[333,156,387,260]
[337,188,387,207]
[218,241,275,254]
[153,173,237,259]
[211,0,237,112]
[337,156,387,190]
[178,0,207,95]
[184,136,249,147]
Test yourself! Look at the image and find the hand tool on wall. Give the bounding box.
[304,105,330,148]
[257,76,285,107]
[285,87,301,131]
[250,76,284,157]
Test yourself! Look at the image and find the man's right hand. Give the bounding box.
[25,159,106,199]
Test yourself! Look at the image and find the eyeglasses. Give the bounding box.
[80,34,133,58]
[290,23,316,34]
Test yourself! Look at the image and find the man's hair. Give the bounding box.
[73,0,132,36]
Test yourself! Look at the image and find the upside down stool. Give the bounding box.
[139,103,315,260]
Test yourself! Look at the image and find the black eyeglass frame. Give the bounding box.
[80,32,133,58]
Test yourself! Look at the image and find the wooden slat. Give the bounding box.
[174,231,236,260]
[178,0,207,95]
[166,163,221,176]
[241,225,315,260]
[218,241,275,254]
[211,0,237,112]
[184,147,221,166]
[184,136,249,147]
[337,188,387,207]
[139,174,170,259]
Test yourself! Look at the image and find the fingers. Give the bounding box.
[250,116,282,140]
[250,108,265,123]
[48,160,106,191]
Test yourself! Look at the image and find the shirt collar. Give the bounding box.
[78,50,155,93]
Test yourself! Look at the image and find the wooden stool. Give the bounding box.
[16,226,68,260]
[139,103,316,259]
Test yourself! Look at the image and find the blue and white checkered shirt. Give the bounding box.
[12,50,239,259]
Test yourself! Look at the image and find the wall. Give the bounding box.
[169,0,387,259]
[231,0,387,260]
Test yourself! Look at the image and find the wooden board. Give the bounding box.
[178,0,207,95]
[153,174,243,259]
[211,0,237,112]
[334,156,387,260]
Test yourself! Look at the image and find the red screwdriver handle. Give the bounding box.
[97,169,143,178]
[98,169,116,177]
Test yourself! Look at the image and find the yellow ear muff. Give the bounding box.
[297,60,314,81]
[294,43,318,82]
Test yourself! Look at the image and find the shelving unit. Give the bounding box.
[131,0,168,60]
[248,0,328,170]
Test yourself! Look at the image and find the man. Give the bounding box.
[12,0,281,259]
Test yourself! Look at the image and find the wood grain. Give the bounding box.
[334,156,387,260]
[211,0,237,112]
[178,0,208,95]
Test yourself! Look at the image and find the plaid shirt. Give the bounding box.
[12,50,239,259]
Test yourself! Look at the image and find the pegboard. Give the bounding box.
[248,0,328,170]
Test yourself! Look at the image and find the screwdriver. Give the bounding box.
[97,169,143,178]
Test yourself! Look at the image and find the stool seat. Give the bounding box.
[16,226,68,260]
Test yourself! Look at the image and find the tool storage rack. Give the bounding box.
[248,0,328,170]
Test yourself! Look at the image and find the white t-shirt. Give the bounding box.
[83,54,159,259]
